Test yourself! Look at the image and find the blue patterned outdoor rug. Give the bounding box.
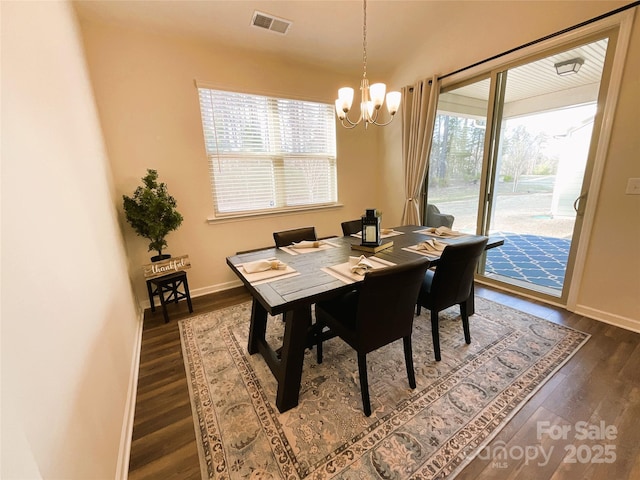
[485,233,571,290]
[179,299,588,479]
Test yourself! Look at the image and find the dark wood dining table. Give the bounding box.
[226,225,504,413]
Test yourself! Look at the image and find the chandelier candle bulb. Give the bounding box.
[386,91,402,115]
[370,83,386,107]
[338,87,354,111]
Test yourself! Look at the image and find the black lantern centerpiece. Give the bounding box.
[361,209,381,247]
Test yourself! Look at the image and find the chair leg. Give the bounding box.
[431,310,441,361]
[183,275,193,313]
[460,302,471,344]
[357,352,371,417]
[416,303,422,316]
[403,336,417,389]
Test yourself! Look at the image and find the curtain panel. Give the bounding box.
[400,75,440,225]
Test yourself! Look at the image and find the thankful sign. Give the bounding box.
[143,255,191,279]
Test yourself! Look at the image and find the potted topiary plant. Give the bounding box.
[123,169,183,262]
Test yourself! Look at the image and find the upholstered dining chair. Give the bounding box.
[341,219,362,236]
[273,226,317,248]
[315,258,430,416]
[416,237,488,362]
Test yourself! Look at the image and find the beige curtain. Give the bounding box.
[400,75,440,225]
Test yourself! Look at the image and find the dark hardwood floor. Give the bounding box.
[127,285,640,479]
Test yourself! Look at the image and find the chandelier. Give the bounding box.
[335,0,401,129]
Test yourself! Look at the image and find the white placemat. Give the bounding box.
[402,244,444,258]
[279,240,340,256]
[235,258,300,284]
[350,229,404,240]
[321,256,396,284]
[413,227,467,238]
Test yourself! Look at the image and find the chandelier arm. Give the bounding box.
[340,119,360,129]
[361,105,396,127]
[369,115,397,127]
[341,112,362,128]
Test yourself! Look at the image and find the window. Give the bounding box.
[197,88,338,217]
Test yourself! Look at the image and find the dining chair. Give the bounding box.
[341,219,362,236]
[416,237,488,361]
[315,258,430,416]
[273,226,317,248]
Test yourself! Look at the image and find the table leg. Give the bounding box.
[248,299,267,355]
[276,306,312,413]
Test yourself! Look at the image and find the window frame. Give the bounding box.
[196,84,339,221]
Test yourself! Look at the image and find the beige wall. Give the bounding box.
[78,20,388,304]
[78,2,638,326]
[578,13,640,325]
[1,1,140,478]
[385,1,640,326]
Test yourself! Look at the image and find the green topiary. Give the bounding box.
[123,169,183,258]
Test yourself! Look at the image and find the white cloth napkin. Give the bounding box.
[242,259,287,274]
[349,255,375,275]
[290,240,323,249]
[425,226,461,237]
[416,239,448,253]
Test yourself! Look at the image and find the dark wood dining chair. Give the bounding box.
[273,226,317,248]
[416,237,488,361]
[341,219,362,236]
[315,258,430,416]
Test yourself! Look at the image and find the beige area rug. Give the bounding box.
[179,298,589,479]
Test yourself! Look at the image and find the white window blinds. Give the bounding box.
[197,88,337,216]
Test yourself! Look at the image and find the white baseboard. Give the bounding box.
[116,310,144,479]
[574,305,640,333]
[190,279,243,298]
[140,279,243,310]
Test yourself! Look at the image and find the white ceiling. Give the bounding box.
[74,0,443,75]
[73,0,632,100]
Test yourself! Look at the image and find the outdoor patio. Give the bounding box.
[430,182,576,293]
[484,232,570,290]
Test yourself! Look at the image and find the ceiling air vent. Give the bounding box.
[251,11,292,35]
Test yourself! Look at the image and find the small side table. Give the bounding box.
[146,271,193,323]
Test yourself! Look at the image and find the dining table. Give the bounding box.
[226,225,504,413]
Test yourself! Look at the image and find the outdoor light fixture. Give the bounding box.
[554,58,584,76]
[361,209,381,247]
[335,0,401,129]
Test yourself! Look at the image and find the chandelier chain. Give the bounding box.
[362,0,367,78]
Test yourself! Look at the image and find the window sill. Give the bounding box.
[206,203,344,225]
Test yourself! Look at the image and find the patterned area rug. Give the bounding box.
[179,298,588,479]
[485,233,571,289]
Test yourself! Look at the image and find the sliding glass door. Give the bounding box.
[426,32,617,303]
[426,78,490,234]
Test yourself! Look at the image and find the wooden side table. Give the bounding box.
[146,270,193,323]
